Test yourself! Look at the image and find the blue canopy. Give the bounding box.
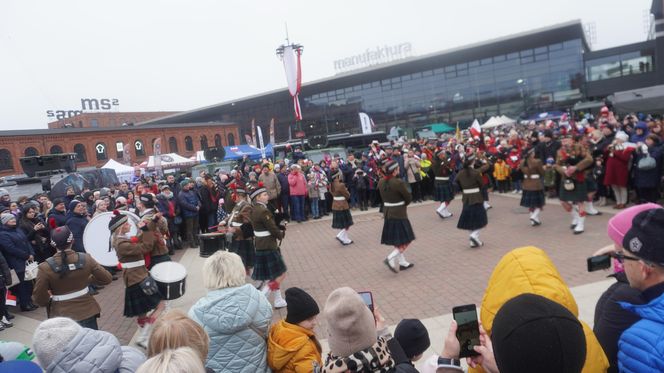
[224,144,273,160]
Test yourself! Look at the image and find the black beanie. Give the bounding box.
[52,198,65,208]
[108,210,128,232]
[139,193,155,208]
[394,319,431,359]
[623,208,664,265]
[491,293,586,373]
[285,287,319,325]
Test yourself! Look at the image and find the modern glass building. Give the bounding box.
[143,14,662,143]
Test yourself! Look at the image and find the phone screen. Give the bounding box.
[453,306,480,358]
[358,291,374,313]
[587,255,611,272]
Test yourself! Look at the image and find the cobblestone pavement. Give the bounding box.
[11,194,614,344]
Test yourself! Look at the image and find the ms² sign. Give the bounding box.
[47,98,120,120]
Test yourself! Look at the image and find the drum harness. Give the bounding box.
[44,254,88,317]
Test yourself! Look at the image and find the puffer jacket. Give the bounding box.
[267,319,322,373]
[468,246,609,373]
[178,188,200,218]
[44,327,145,373]
[189,283,273,373]
[618,289,664,373]
[0,224,34,272]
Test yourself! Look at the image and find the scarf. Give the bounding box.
[323,337,395,373]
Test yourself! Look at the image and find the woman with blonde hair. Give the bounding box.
[136,347,206,373]
[189,250,272,373]
[148,309,209,361]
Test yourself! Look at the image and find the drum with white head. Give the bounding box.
[150,261,187,300]
[83,210,140,267]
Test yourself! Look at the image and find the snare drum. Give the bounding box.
[150,262,187,300]
[198,233,225,257]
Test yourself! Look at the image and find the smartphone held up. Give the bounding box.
[452,304,481,358]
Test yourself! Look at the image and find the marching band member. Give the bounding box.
[432,148,455,219]
[555,136,593,234]
[378,160,415,273]
[456,156,488,247]
[519,148,546,226]
[137,193,171,268]
[249,183,288,309]
[32,226,112,329]
[110,210,162,348]
[224,199,255,276]
[330,169,354,245]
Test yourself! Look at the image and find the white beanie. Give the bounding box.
[616,131,629,142]
[324,287,377,357]
[32,317,82,367]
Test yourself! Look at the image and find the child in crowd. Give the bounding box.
[307,174,320,219]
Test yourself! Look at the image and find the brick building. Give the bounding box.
[47,111,180,129]
[0,122,239,177]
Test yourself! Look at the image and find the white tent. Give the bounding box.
[498,115,516,125]
[101,159,136,182]
[481,116,503,129]
[142,153,196,169]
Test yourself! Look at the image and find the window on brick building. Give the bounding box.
[168,137,178,153]
[227,133,235,146]
[24,147,39,157]
[134,140,145,157]
[0,149,13,171]
[185,136,193,151]
[214,134,222,147]
[74,144,87,163]
[95,143,107,161]
[115,141,124,159]
[90,119,99,127]
[50,145,63,154]
[200,135,208,150]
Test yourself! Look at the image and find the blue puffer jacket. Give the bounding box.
[189,283,272,373]
[66,213,88,253]
[178,189,200,218]
[0,225,34,272]
[618,291,664,372]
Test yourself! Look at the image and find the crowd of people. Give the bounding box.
[0,106,663,372]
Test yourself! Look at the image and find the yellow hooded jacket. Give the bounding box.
[469,246,609,373]
[267,319,322,373]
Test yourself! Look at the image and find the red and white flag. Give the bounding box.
[469,119,482,138]
[281,45,303,121]
[269,118,275,145]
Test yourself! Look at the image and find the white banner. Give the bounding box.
[282,46,300,97]
[359,112,373,134]
[257,126,266,159]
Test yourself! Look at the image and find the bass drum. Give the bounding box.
[83,211,140,267]
[150,261,187,300]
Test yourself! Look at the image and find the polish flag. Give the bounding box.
[469,119,482,138]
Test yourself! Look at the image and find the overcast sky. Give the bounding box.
[0,0,652,130]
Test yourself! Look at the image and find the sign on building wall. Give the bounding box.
[46,98,120,121]
[333,43,413,73]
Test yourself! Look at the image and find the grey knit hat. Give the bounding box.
[0,213,16,225]
[324,287,377,357]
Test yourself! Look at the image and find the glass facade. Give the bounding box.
[219,38,585,142]
[586,49,655,81]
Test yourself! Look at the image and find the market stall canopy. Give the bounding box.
[101,159,136,183]
[141,153,196,169]
[498,115,516,125]
[481,116,503,129]
[426,123,455,133]
[223,144,273,160]
[609,84,664,114]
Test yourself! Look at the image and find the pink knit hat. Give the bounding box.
[607,203,662,247]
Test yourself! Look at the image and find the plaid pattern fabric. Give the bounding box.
[229,239,255,269]
[332,210,354,229]
[434,181,455,202]
[520,190,546,208]
[380,218,415,246]
[457,203,488,231]
[251,250,287,281]
[123,282,161,317]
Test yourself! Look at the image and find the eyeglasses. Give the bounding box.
[611,252,641,264]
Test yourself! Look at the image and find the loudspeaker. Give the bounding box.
[204,146,226,161]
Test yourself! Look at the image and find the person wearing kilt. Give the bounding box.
[519,148,546,226]
[225,200,255,276]
[249,183,288,309]
[432,148,455,219]
[455,157,488,248]
[331,169,354,245]
[554,137,593,234]
[473,151,493,210]
[378,160,415,273]
[584,173,602,216]
[137,193,171,269]
[110,210,163,348]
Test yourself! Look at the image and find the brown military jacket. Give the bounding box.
[331,179,350,211]
[378,176,412,220]
[32,250,112,321]
[455,168,484,206]
[432,154,453,179]
[520,158,545,191]
[141,208,169,257]
[554,144,593,181]
[229,202,253,241]
[250,202,283,251]
[115,231,155,287]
